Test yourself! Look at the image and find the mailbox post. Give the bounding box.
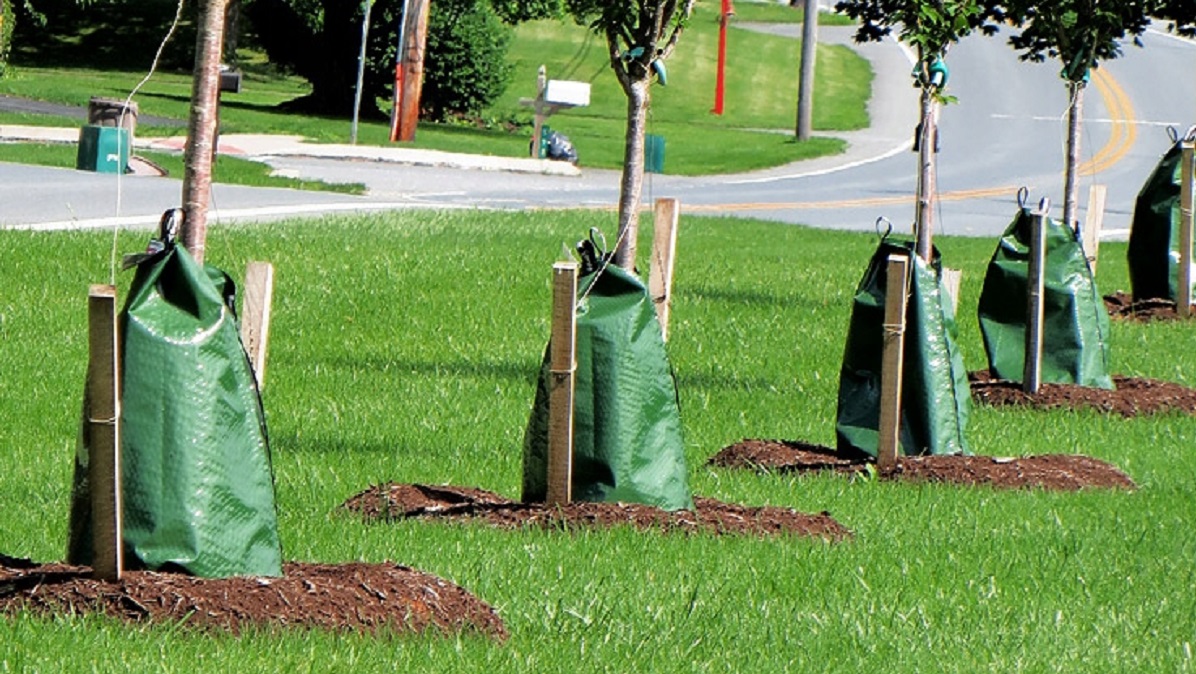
[520,66,591,159]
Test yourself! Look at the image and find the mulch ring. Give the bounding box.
[1100,289,1196,320]
[0,555,506,638]
[709,440,1136,491]
[341,483,851,540]
[969,370,1196,417]
[1104,291,1194,322]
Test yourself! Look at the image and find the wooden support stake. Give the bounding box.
[878,254,910,472]
[1180,142,1194,319]
[941,268,962,314]
[87,284,122,581]
[649,198,681,341]
[1025,204,1048,394]
[1082,184,1106,275]
[240,261,275,389]
[546,262,578,505]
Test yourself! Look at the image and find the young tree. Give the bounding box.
[1000,0,1157,229]
[564,0,696,271]
[834,0,998,261]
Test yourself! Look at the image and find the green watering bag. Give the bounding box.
[1127,129,1191,301]
[978,204,1113,389]
[69,217,282,577]
[836,236,971,458]
[522,236,694,511]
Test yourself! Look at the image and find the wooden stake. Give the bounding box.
[649,198,680,341]
[1082,184,1106,275]
[546,262,578,505]
[941,268,962,314]
[1180,142,1194,319]
[87,284,122,581]
[1024,203,1049,394]
[240,261,275,389]
[878,254,910,472]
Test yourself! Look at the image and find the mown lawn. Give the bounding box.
[0,210,1192,672]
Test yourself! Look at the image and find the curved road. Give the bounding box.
[1,25,1193,237]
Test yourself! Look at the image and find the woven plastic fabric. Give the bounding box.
[69,238,282,577]
[978,207,1113,389]
[522,263,694,511]
[836,238,971,458]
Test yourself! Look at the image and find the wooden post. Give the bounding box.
[394,0,430,142]
[878,254,910,472]
[649,198,680,341]
[546,262,578,505]
[1024,201,1049,394]
[1179,142,1194,319]
[531,66,547,159]
[87,285,122,581]
[1082,184,1106,275]
[240,261,275,388]
[941,268,962,314]
[795,0,817,140]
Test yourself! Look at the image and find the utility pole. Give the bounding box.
[795,0,817,140]
[392,0,430,142]
[181,0,230,264]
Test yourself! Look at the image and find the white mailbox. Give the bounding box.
[544,80,591,108]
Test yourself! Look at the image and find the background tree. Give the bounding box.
[834,0,999,261]
[1000,0,1157,229]
[1155,0,1195,38]
[563,0,696,271]
[248,0,558,118]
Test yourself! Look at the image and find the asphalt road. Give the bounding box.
[1,25,1192,238]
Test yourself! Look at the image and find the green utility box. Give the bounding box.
[645,134,665,174]
[76,125,129,174]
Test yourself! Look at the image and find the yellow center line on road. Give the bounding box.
[680,68,1138,214]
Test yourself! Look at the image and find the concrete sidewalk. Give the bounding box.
[0,124,583,177]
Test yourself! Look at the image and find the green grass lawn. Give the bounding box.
[1,8,869,175]
[0,211,1193,672]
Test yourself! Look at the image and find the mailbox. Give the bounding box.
[544,80,590,108]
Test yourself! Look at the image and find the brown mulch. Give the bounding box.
[708,439,1136,491]
[1104,291,1193,321]
[341,483,851,540]
[968,370,1196,417]
[0,554,506,638]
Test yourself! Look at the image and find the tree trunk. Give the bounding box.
[914,84,937,262]
[223,0,241,64]
[181,0,229,264]
[613,77,650,272]
[1063,81,1085,230]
